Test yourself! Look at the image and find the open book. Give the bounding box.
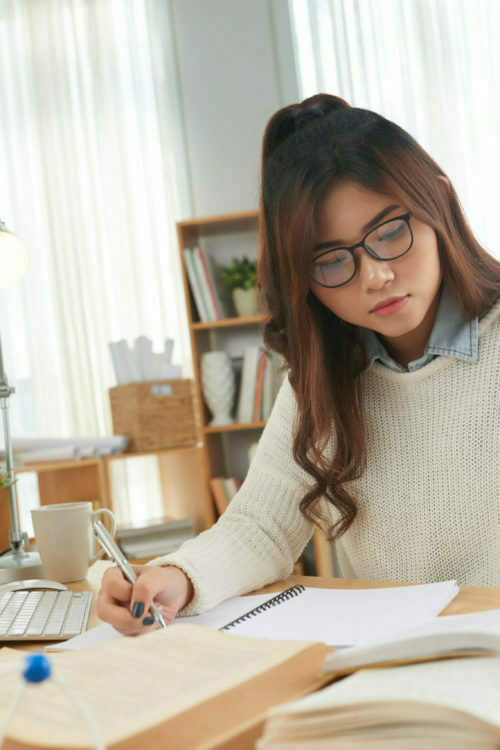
[258,656,500,749]
[322,608,500,675]
[0,624,331,750]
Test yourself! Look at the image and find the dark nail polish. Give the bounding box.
[132,602,144,618]
[142,616,155,626]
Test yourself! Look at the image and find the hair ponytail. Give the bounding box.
[261,94,351,163]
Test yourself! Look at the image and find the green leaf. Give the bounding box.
[219,256,257,294]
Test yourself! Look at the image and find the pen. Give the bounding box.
[93,520,167,629]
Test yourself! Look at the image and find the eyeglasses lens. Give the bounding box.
[311,217,411,287]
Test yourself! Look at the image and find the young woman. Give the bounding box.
[97,94,500,635]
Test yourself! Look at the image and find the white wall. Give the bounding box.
[170,0,299,218]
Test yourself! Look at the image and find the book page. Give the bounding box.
[323,608,500,672]
[0,624,315,748]
[272,656,500,729]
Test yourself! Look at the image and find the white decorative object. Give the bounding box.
[200,351,235,426]
[232,287,259,317]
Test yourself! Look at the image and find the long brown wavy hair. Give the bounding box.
[258,93,500,541]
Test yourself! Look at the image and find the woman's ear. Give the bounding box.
[437,175,451,190]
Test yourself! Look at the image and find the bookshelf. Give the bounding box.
[177,211,333,576]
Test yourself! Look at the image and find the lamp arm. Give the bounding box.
[0,329,24,551]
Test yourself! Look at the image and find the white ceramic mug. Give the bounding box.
[31,501,117,583]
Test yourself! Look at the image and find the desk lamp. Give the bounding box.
[0,220,44,582]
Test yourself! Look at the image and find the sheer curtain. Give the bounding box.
[0,0,193,527]
[289,0,500,259]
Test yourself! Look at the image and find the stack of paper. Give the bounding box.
[11,436,128,464]
[109,336,181,385]
[117,516,196,559]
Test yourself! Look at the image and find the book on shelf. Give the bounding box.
[237,348,286,424]
[209,476,243,515]
[253,348,267,422]
[194,246,228,319]
[116,516,195,560]
[0,624,331,750]
[248,441,259,465]
[237,345,262,423]
[183,246,228,322]
[183,247,211,322]
[192,247,217,320]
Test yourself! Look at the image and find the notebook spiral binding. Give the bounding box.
[220,585,306,631]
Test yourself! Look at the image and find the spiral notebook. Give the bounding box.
[48,580,459,652]
[179,580,459,647]
[219,585,306,631]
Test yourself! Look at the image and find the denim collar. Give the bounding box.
[363,285,479,373]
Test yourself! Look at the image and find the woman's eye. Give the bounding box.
[381,224,404,241]
[315,252,348,268]
[319,257,342,268]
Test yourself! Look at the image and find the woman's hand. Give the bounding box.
[96,564,194,636]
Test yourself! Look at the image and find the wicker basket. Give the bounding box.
[109,379,199,452]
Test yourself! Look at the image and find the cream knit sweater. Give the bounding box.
[149,299,500,614]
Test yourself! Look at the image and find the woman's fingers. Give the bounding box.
[97,563,191,634]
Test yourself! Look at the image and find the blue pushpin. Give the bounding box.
[0,652,104,750]
[22,653,52,684]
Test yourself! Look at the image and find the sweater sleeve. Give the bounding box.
[146,375,317,615]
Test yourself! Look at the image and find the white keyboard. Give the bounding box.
[0,590,92,641]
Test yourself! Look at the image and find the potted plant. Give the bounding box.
[220,256,259,317]
[0,470,15,490]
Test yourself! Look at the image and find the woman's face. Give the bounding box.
[310,180,443,364]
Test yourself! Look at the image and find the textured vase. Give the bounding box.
[200,351,235,426]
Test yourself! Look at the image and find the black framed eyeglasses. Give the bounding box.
[309,212,414,289]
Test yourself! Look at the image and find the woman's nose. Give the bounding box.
[357,250,395,291]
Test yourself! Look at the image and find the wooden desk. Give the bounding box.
[3,565,500,750]
[5,561,500,653]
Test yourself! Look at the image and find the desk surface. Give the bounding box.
[5,560,500,652]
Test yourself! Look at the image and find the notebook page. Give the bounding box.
[271,656,500,729]
[0,624,313,748]
[219,581,459,646]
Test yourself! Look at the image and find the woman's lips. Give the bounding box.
[370,295,409,317]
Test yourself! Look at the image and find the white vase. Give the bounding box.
[200,351,235,426]
[232,287,259,317]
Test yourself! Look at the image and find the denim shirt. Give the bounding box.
[363,285,479,373]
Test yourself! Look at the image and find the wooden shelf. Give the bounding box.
[191,314,265,331]
[13,445,202,474]
[177,210,258,236]
[13,457,101,475]
[204,421,266,434]
[101,445,202,463]
[176,210,333,575]
[0,445,208,551]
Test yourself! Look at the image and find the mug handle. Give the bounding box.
[89,508,117,564]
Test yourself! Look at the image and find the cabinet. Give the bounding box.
[177,211,333,576]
